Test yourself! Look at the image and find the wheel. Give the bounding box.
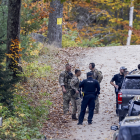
[119,116,124,122]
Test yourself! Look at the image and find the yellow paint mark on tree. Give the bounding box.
[57,18,62,25]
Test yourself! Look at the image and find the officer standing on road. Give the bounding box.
[110,66,127,115]
[59,64,75,115]
[77,72,100,125]
[70,69,81,120]
[89,63,103,114]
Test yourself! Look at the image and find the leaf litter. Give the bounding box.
[21,44,86,139]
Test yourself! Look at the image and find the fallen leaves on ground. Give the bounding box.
[21,45,87,139]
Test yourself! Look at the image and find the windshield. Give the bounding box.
[121,77,140,89]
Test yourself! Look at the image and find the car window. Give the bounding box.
[122,77,140,89]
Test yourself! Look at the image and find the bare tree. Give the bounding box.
[126,0,134,45]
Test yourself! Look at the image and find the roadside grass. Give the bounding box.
[0,32,86,139]
[0,43,60,139]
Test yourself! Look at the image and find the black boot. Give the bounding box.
[72,114,78,121]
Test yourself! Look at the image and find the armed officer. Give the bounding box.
[110,66,127,115]
[59,64,75,115]
[70,69,81,120]
[89,63,103,114]
[78,72,100,125]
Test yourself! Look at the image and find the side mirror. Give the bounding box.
[110,125,119,131]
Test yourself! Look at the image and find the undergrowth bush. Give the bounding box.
[20,35,43,62]
[0,32,52,140]
[0,3,8,47]
[62,29,105,48]
[106,42,121,46]
[18,60,51,78]
[78,38,104,47]
[0,92,52,139]
[0,1,53,139]
[62,30,78,47]
[21,0,44,35]
[0,43,52,139]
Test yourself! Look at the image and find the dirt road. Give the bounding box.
[68,45,140,140]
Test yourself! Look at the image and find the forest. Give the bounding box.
[0,0,140,139]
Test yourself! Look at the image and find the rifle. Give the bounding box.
[129,69,137,75]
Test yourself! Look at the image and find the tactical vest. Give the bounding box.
[91,69,103,83]
[64,71,73,89]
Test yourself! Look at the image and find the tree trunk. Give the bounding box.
[120,6,124,30]
[120,0,124,45]
[6,0,22,78]
[126,0,134,45]
[47,0,63,48]
[115,10,118,31]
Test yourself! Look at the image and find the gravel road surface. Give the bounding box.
[69,45,140,140]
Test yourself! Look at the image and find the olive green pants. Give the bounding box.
[71,93,81,115]
[94,97,99,113]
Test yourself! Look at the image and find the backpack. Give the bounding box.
[96,70,103,83]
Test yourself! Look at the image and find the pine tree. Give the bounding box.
[0,48,18,108]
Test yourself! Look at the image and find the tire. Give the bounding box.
[119,116,124,122]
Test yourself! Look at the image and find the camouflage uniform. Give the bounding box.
[59,71,74,114]
[90,68,103,83]
[70,75,81,117]
[90,68,103,114]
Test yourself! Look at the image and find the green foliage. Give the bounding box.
[79,38,104,47]
[21,0,44,35]
[62,30,78,47]
[106,42,121,46]
[0,42,52,139]
[133,18,140,31]
[0,49,18,108]
[0,4,16,109]
[44,0,67,3]
[0,91,52,139]
[18,60,51,78]
[43,17,49,25]
[62,29,107,48]
[86,0,90,3]
[0,103,11,118]
[0,4,8,46]
[20,35,40,62]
